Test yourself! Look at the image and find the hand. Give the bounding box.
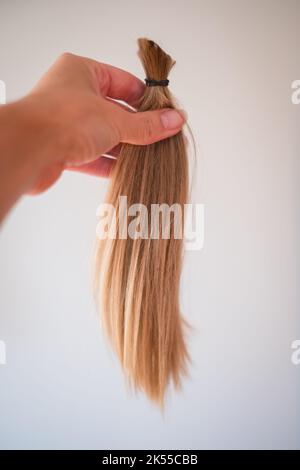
[26,52,186,193]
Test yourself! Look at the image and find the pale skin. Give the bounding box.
[0,52,186,223]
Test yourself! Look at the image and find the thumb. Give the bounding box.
[117,108,186,145]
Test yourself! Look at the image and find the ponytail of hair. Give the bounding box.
[93,38,190,407]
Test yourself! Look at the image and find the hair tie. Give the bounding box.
[145,78,169,87]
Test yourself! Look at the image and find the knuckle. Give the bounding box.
[109,108,123,144]
[139,114,155,142]
[59,51,75,62]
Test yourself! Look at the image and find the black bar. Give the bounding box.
[0,450,299,465]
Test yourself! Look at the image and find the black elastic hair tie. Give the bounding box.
[145,78,169,87]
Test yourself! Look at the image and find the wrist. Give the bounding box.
[21,92,94,169]
[13,95,65,169]
[0,96,65,220]
[0,96,64,176]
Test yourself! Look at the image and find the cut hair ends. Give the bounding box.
[93,38,190,406]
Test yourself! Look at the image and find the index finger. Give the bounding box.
[93,61,146,108]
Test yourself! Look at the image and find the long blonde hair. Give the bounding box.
[93,38,190,406]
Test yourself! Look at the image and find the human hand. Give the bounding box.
[26,52,186,193]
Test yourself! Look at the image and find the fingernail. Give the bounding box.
[160,109,186,129]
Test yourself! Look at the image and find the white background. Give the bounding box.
[0,0,299,449]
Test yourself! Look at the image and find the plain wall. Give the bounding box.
[0,0,299,449]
